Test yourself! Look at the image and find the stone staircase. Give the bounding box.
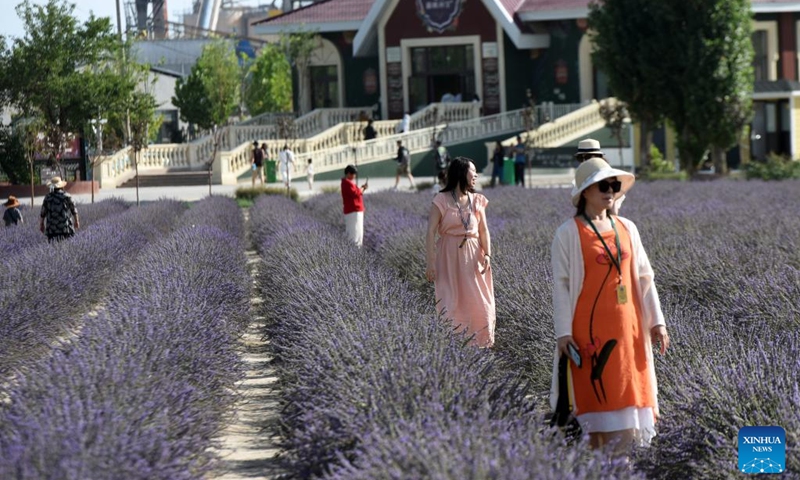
[96,101,601,189]
[118,172,210,188]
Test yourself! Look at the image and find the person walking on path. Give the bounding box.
[251,140,265,187]
[278,144,295,187]
[574,139,624,214]
[363,119,377,141]
[490,141,505,187]
[341,164,368,247]
[425,157,495,348]
[549,157,669,458]
[306,159,315,191]
[3,196,23,226]
[40,177,79,242]
[513,135,526,186]
[394,140,416,190]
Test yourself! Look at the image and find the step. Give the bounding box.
[118,172,210,188]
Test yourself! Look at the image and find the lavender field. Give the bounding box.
[0,181,797,479]
[266,180,799,479]
[0,197,251,478]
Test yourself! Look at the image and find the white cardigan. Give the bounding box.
[549,216,666,414]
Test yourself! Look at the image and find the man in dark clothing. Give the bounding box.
[252,140,265,186]
[363,119,377,141]
[393,140,416,190]
[40,177,79,242]
[434,140,449,177]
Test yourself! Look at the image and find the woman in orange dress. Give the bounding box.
[425,157,495,347]
[550,158,670,455]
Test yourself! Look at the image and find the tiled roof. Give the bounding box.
[517,0,591,13]
[253,0,372,25]
[755,80,800,93]
[497,0,527,16]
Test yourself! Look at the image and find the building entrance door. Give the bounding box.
[408,45,475,112]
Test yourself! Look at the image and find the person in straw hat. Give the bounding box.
[39,176,79,242]
[574,139,625,214]
[3,195,23,226]
[549,157,669,458]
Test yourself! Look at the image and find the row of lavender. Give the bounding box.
[250,195,637,479]
[0,199,187,379]
[0,197,251,478]
[303,181,800,478]
[0,199,130,259]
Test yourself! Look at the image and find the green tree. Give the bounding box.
[173,64,213,130]
[0,125,31,184]
[589,0,670,172]
[172,38,239,193]
[661,0,754,174]
[590,0,754,175]
[280,30,320,114]
[1,0,122,174]
[244,43,293,116]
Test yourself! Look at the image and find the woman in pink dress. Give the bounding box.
[425,157,495,347]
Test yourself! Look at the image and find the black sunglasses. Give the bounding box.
[597,179,622,193]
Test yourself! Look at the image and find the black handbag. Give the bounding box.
[550,354,582,441]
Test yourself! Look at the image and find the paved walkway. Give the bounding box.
[20,171,574,206]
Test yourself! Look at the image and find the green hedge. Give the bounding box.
[744,153,800,180]
[235,185,298,202]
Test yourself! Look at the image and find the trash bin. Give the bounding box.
[503,157,515,185]
[265,160,277,183]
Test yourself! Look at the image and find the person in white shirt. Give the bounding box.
[306,158,314,191]
[278,144,295,187]
[396,112,410,134]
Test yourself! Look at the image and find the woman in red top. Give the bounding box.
[341,164,368,247]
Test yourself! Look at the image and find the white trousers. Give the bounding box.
[344,211,364,247]
[280,166,291,185]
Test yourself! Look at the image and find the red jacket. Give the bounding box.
[341,178,364,214]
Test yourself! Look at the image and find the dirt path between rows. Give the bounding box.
[209,211,283,480]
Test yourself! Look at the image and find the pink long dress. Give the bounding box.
[432,192,496,347]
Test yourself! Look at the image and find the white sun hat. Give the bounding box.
[574,138,604,158]
[570,158,634,206]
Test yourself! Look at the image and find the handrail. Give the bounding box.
[98,102,593,187]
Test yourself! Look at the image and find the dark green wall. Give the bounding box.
[504,21,583,110]
[322,32,381,112]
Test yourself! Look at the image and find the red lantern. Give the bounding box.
[555,60,568,85]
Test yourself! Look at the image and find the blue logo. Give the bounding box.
[738,426,786,474]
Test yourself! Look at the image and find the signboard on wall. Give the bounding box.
[415,0,467,34]
[363,68,377,95]
[482,57,500,115]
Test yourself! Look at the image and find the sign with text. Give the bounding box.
[738,426,785,474]
[530,147,580,169]
[415,0,466,34]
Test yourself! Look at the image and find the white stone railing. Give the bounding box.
[507,99,609,148]
[238,111,296,126]
[485,99,611,162]
[95,147,134,189]
[409,102,481,130]
[98,103,590,188]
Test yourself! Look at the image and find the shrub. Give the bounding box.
[744,153,800,180]
[235,185,298,201]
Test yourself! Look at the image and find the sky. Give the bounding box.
[0,0,199,41]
